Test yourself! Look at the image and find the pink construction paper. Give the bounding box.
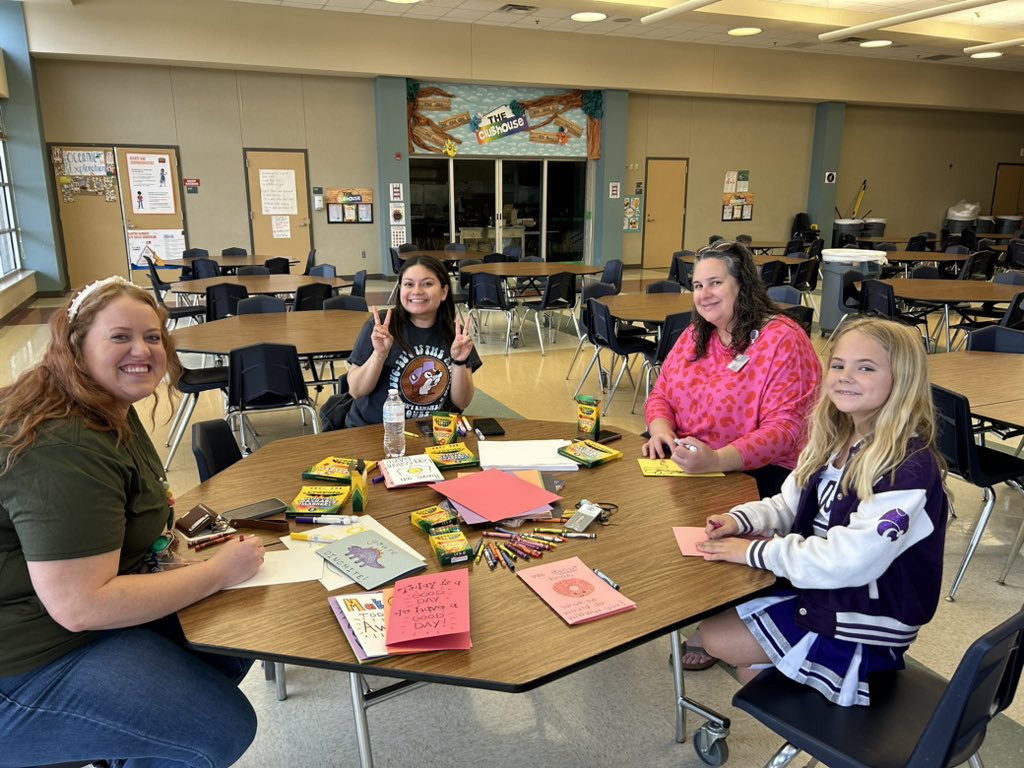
[673,526,712,557]
[385,569,472,652]
[430,469,562,523]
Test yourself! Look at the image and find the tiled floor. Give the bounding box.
[3,274,1024,766]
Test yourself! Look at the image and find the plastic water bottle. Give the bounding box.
[382,389,406,457]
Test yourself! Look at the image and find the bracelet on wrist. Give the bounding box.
[450,357,469,367]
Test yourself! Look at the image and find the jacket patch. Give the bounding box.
[876,508,910,541]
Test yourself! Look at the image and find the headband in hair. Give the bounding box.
[67,275,131,322]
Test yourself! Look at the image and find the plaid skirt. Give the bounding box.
[737,589,906,707]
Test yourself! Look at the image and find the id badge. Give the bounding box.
[728,354,750,372]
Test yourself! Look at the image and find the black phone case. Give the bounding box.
[222,498,287,521]
[473,417,505,436]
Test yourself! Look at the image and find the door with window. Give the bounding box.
[642,158,688,270]
[245,150,312,260]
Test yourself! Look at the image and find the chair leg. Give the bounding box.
[534,311,546,355]
[603,355,632,415]
[947,486,997,601]
[163,394,199,472]
[759,741,804,768]
[574,346,603,398]
[967,752,985,768]
[165,392,192,448]
[565,334,588,379]
[996,479,1024,585]
[274,662,288,701]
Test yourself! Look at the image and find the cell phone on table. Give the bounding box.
[222,498,287,522]
[582,429,622,444]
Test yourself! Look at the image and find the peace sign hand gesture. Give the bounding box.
[450,316,474,365]
[370,307,393,357]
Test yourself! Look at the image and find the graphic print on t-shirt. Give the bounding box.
[389,345,452,418]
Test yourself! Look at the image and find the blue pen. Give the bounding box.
[292,515,359,525]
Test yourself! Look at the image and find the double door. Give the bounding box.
[409,157,587,262]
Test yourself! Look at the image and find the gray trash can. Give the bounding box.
[820,249,887,335]
[976,216,995,235]
[996,215,1023,235]
[862,218,887,238]
[944,215,976,235]
[832,218,863,248]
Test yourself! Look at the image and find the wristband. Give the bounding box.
[451,357,469,367]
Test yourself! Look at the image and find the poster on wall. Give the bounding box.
[722,192,755,221]
[389,183,403,202]
[391,227,407,247]
[623,196,642,232]
[389,203,406,226]
[127,153,175,214]
[63,150,107,177]
[260,169,298,215]
[272,215,291,239]
[126,230,186,266]
[409,81,598,159]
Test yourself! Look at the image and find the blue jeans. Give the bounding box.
[0,615,256,768]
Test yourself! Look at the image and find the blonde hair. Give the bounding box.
[793,317,938,500]
[0,278,182,473]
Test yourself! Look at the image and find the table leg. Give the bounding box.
[944,303,952,352]
[349,672,375,768]
[671,629,687,743]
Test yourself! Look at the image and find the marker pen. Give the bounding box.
[290,532,341,543]
[194,535,234,551]
[292,515,359,525]
[674,438,699,453]
[475,428,486,441]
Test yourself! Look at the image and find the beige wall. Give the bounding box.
[24,0,1024,114]
[625,94,816,261]
[838,106,1024,235]
[36,60,379,275]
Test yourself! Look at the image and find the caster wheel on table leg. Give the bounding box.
[694,724,729,766]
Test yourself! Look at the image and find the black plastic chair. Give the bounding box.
[967,324,1024,353]
[301,248,316,276]
[826,268,865,340]
[1006,240,1024,271]
[631,310,691,414]
[226,343,318,452]
[350,269,367,298]
[191,419,243,482]
[399,242,420,253]
[957,250,997,281]
[482,252,512,264]
[205,283,249,321]
[221,246,247,256]
[646,279,682,294]
[263,257,290,275]
[388,247,402,276]
[788,256,819,311]
[237,295,286,314]
[191,258,221,279]
[732,604,1024,768]
[163,365,230,471]
[577,298,656,414]
[502,245,522,259]
[932,384,1024,600]
[309,263,336,279]
[451,258,482,318]
[600,258,624,293]
[858,280,931,348]
[235,265,269,275]
[566,280,618,382]
[668,251,695,289]
[758,260,787,287]
[142,255,205,329]
[293,282,334,311]
[323,294,368,312]
[183,247,209,260]
[784,236,804,255]
[768,285,813,336]
[950,291,1024,347]
[518,271,579,355]
[906,234,928,252]
[513,255,546,297]
[467,273,518,354]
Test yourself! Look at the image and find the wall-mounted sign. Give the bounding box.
[326,187,374,204]
[476,104,530,145]
[63,150,107,176]
[127,153,175,214]
[184,178,200,195]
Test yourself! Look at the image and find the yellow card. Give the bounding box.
[637,459,724,478]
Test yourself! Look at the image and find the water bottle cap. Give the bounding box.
[388,388,398,396]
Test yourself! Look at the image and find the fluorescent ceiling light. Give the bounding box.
[728,27,762,37]
[818,0,999,43]
[571,12,607,22]
[641,0,721,27]
[859,40,893,48]
[964,36,1024,54]
[970,51,1004,58]
[384,0,420,4]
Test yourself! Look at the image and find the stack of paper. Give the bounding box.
[478,440,579,472]
[328,569,472,663]
[430,468,562,524]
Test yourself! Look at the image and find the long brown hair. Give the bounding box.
[690,240,776,358]
[0,279,182,473]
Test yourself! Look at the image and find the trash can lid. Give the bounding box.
[863,217,887,224]
[822,248,888,264]
[833,218,864,225]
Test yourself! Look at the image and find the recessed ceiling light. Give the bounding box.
[571,12,607,23]
[860,39,893,48]
[728,27,762,37]
[384,0,420,4]
[971,51,1003,59]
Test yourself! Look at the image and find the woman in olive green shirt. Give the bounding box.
[0,277,263,767]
